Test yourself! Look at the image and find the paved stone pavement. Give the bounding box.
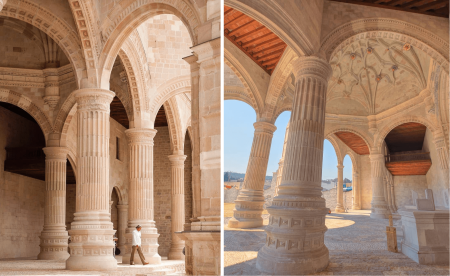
[0,256,184,275]
[224,210,449,275]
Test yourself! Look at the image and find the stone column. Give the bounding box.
[435,136,449,182]
[117,204,128,254]
[168,154,187,260]
[275,123,289,197]
[369,153,390,219]
[352,169,361,210]
[256,56,332,275]
[122,128,161,264]
[177,37,220,276]
[228,121,276,228]
[335,164,345,213]
[66,89,116,271]
[0,0,7,12]
[38,147,70,261]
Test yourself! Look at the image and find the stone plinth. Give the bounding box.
[122,128,161,265]
[398,207,449,265]
[256,56,332,275]
[177,231,220,276]
[66,89,117,271]
[38,147,70,261]
[228,121,276,229]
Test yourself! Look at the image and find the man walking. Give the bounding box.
[130,225,149,265]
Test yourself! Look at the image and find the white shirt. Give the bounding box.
[132,229,141,246]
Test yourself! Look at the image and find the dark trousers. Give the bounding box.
[130,245,146,264]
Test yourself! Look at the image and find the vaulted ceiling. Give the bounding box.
[335,131,371,155]
[329,0,449,18]
[224,6,287,75]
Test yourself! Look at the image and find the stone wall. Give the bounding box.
[393,175,428,209]
[322,188,352,211]
[0,106,46,259]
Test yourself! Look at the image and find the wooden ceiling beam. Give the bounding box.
[418,0,448,11]
[246,37,283,51]
[261,55,282,66]
[241,32,276,48]
[253,42,286,56]
[373,0,390,3]
[224,8,234,16]
[256,48,286,60]
[228,20,259,36]
[234,25,266,42]
[388,0,413,6]
[401,0,433,9]
[224,13,246,28]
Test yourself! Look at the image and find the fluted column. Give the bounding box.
[256,56,332,275]
[0,0,7,12]
[117,204,128,254]
[66,88,116,271]
[369,153,390,219]
[228,121,277,228]
[352,169,361,210]
[168,154,187,260]
[335,164,345,213]
[275,123,289,197]
[122,128,161,264]
[38,147,70,261]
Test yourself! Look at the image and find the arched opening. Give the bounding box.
[184,130,193,226]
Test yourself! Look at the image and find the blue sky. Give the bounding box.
[224,100,353,180]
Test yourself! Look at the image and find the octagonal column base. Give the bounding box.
[228,189,265,229]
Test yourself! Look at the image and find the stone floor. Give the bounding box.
[224,208,450,275]
[0,256,184,275]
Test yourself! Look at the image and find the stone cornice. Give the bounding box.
[0,66,76,88]
[191,37,220,63]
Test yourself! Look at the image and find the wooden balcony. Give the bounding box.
[4,147,75,184]
[385,152,431,176]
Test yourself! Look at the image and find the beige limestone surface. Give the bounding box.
[224,210,449,275]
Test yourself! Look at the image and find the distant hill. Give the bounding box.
[224,171,272,181]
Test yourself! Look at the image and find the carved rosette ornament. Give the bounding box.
[256,56,332,275]
[38,147,70,261]
[369,153,390,219]
[228,121,277,229]
[168,154,187,260]
[66,89,117,271]
[122,128,161,265]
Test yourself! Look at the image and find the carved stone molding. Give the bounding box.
[292,56,333,83]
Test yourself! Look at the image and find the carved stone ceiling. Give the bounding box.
[327,37,430,116]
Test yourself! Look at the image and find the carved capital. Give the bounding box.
[72,89,115,112]
[43,147,69,161]
[125,128,157,145]
[168,154,187,167]
[43,95,60,110]
[292,56,332,82]
[253,121,277,134]
[192,37,220,63]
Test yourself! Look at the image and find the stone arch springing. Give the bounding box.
[98,0,201,89]
[0,89,53,142]
[164,97,184,155]
[325,135,344,165]
[2,0,86,86]
[224,53,264,116]
[325,127,374,154]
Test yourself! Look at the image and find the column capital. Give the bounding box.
[292,56,333,82]
[369,153,385,161]
[117,204,128,210]
[72,88,115,111]
[253,121,277,133]
[191,37,220,63]
[125,128,157,145]
[43,147,69,160]
[168,154,187,166]
[337,164,344,169]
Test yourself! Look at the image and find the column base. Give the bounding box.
[177,231,220,275]
[256,243,329,275]
[66,213,117,271]
[38,231,70,261]
[228,189,265,229]
[122,223,161,265]
[168,242,185,260]
[335,206,345,213]
[352,205,361,210]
